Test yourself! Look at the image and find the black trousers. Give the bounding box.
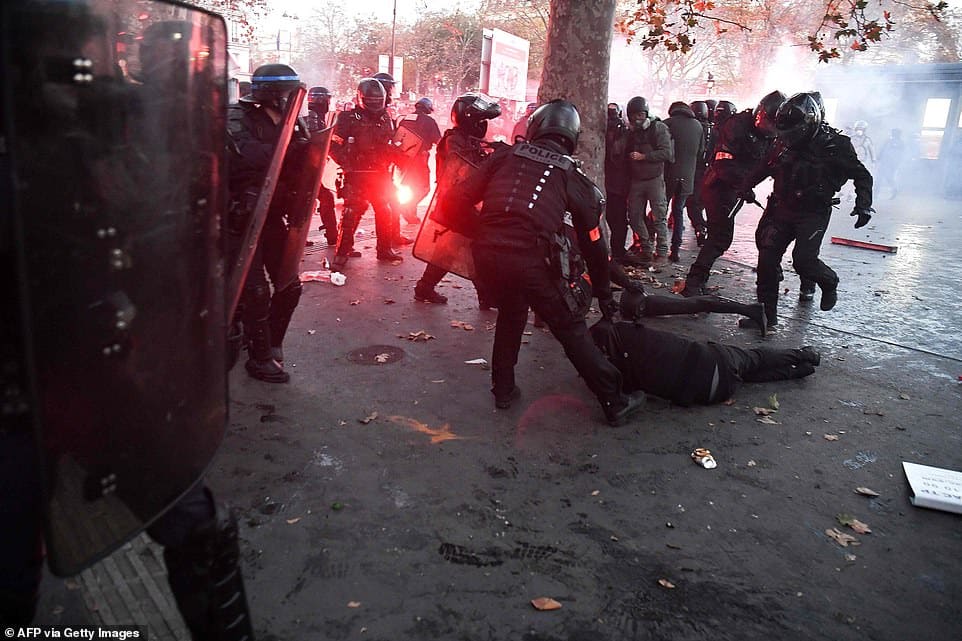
[605,190,629,259]
[473,246,623,405]
[706,344,816,403]
[687,183,738,285]
[755,207,837,309]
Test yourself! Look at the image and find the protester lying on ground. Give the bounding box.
[588,295,820,406]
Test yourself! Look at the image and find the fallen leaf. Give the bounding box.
[825,527,860,547]
[837,514,872,534]
[307,329,316,335]
[898,393,910,400]
[658,578,676,589]
[384,298,396,304]
[286,518,301,525]
[591,490,600,496]
[347,601,361,608]
[756,416,780,425]
[531,597,562,611]
[523,331,533,335]
[464,358,488,365]
[862,408,885,416]
[610,535,619,541]
[374,353,390,363]
[824,434,839,441]
[768,394,780,410]
[753,407,776,416]
[407,331,435,342]
[350,299,360,305]
[855,486,880,497]
[449,320,474,330]
[747,460,757,467]
[359,411,378,424]
[431,379,445,383]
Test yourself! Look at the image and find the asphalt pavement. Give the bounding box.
[34,189,962,641]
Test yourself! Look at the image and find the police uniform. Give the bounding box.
[396,111,442,224]
[329,104,401,263]
[444,131,641,424]
[742,124,872,322]
[683,109,772,293]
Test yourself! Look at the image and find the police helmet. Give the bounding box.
[526,99,581,155]
[626,96,649,123]
[713,100,736,124]
[705,98,718,113]
[356,78,387,114]
[414,97,434,114]
[753,90,787,138]
[690,100,710,122]
[775,92,823,148]
[668,101,691,117]
[308,86,331,110]
[246,63,300,105]
[373,72,396,91]
[810,91,827,121]
[451,92,502,138]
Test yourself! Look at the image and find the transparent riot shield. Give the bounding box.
[268,125,334,293]
[3,0,229,576]
[412,153,480,280]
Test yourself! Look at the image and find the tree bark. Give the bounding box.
[538,0,616,184]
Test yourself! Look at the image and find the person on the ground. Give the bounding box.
[624,96,674,263]
[604,102,631,261]
[228,63,311,383]
[680,90,785,298]
[511,102,538,142]
[395,97,442,225]
[328,78,404,270]
[663,100,705,263]
[307,85,339,246]
[685,100,712,248]
[590,296,821,406]
[438,99,646,425]
[736,92,873,329]
[413,92,503,306]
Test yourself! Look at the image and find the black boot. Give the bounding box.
[738,302,777,332]
[819,279,838,311]
[799,279,816,302]
[414,281,448,304]
[603,392,647,427]
[163,501,256,641]
[245,322,289,383]
[268,282,302,364]
[334,207,362,266]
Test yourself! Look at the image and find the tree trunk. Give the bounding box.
[538,0,616,184]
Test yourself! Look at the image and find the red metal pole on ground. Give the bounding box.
[830,237,898,254]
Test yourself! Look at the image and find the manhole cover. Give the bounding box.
[346,344,405,365]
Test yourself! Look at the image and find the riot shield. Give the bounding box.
[268,125,334,292]
[227,84,306,318]
[392,115,427,160]
[3,0,228,576]
[412,153,480,280]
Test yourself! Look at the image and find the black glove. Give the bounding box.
[851,207,873,229]
[599,296,619,322]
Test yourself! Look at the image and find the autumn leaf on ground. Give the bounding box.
[753,407,776,416]
[768,394,780,410]
[347,601,361,608]
[756,416,779,425]
[450,320,474,331]
[824,434,840,441]
[658,578,676,589]
[286,517,301,525]
[855,487,880,497]
[723,398,736,406]
[531,597,562,611]
[358,411,378,424]
[406,330,435,342]
[825,527,860,547]
[374,353,390,363]
[383,298,396,304]
[837,514,872,534]
[350,299,360,305]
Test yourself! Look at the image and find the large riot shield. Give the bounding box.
[268,125,334,292]
[3,0,228,576]
[227,84,306,318]
[412,153,480,280]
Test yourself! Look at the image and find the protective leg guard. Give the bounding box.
[163,503,256,641]
[335,207,362,257]
[268,282,303,361]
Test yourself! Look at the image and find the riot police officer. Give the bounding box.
[686,100,712,247]
[396,97,442,225]
[737,92,873,327]
[438,99,646,425]
[414,92,502,305]
[228,63,310,382]
[680,91,784,299]
[307,86,339,246]
[329,78,404,269]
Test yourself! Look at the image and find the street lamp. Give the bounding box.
[706,71,715,95]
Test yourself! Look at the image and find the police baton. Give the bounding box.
[227,84,307,319]
[727,196,763,219]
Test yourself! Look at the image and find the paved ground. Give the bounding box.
[35,190,961,640]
